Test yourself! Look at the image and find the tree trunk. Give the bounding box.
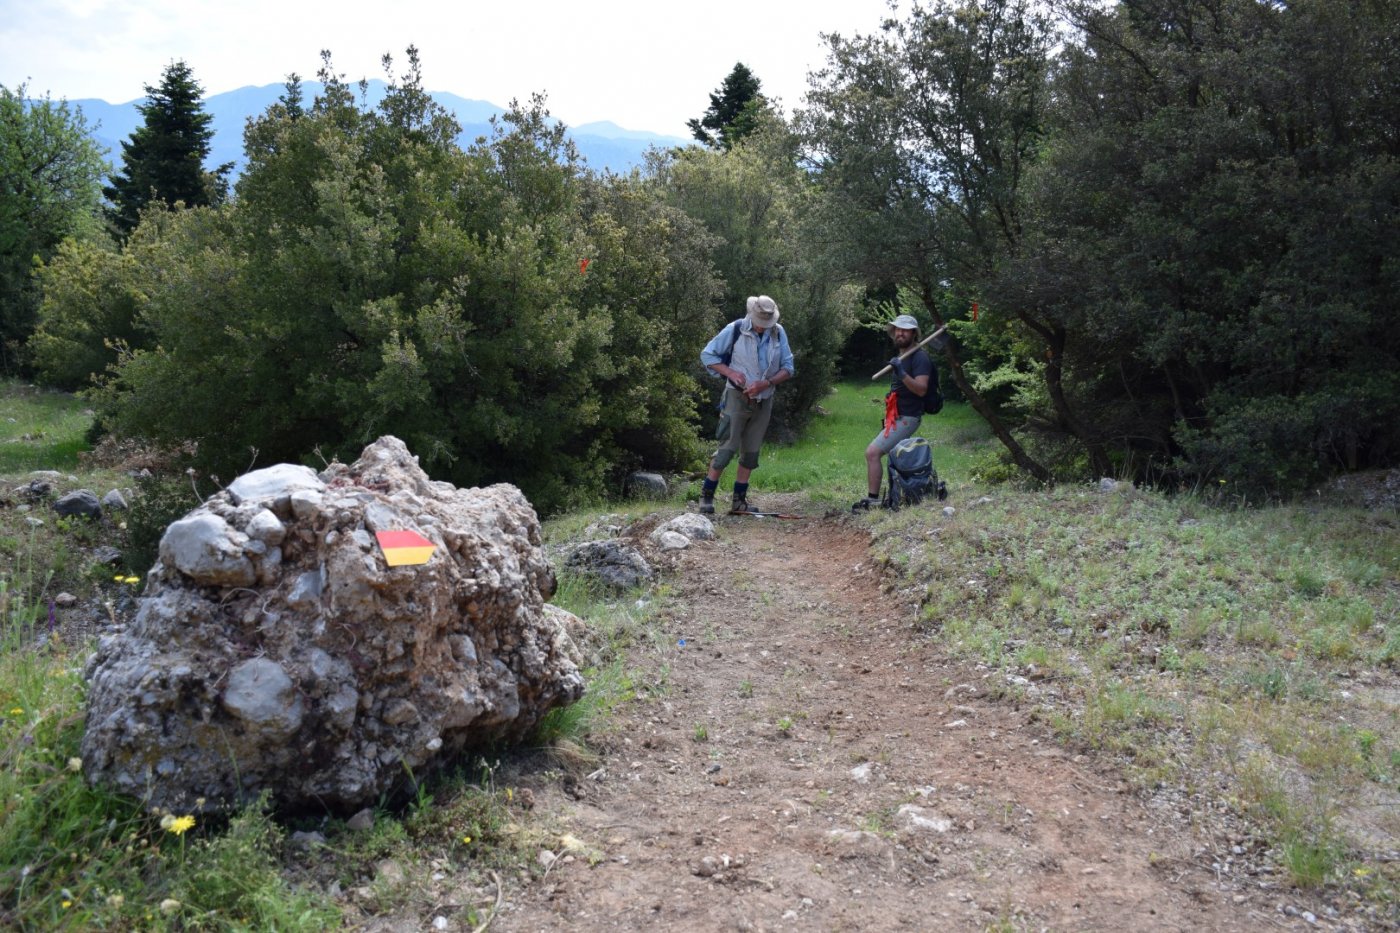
[917,287,1050,483]
[1041,325,1112,477]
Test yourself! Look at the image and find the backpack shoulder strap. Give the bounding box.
[718,318,745,366]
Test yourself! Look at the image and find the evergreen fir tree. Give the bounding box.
[104,60,230,236]
[687,63,766,150]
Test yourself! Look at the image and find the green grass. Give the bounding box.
[0,382,93,474]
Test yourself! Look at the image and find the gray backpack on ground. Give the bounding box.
[883,437,947,510]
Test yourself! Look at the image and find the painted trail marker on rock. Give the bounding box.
[375,530,435,566]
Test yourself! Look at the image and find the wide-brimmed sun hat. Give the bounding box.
[746,295,780,326]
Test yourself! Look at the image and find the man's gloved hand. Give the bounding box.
[889,356,906,378]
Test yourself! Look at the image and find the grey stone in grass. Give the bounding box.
[659,513,715,541]
[55,489,101,520]
[91,546,123,566]
[625,471,669,499]
[565,540,654,591]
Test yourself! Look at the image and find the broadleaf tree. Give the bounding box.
[802,0,1059,479]
[655,110,860,439]
[0,84,108,374]
[82,50,723,514]
[997,0,1400,494]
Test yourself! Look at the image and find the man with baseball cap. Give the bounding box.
[853,313,934,510]
[698,295,795,514]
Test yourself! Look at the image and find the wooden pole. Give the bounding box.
[871,324,950,380]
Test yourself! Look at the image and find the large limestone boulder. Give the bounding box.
[81,437,584,814]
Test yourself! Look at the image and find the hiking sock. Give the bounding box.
[732,482,749,501]
[701,478,718,500]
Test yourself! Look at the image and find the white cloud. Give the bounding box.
[1,0,902,137]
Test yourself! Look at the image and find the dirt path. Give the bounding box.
[490,513,1318,931]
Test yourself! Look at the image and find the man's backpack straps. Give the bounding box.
[716,318,745,369]
[718,319,784,370]
[923,374,944,415]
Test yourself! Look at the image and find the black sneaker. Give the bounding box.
[851,495,881,512]
[730,497,758,514]
[698,497,715,515]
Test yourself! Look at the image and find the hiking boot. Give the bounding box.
[851,494,881,513]
[698,497,715,515]
[730,497,758,514]
[936,481,948,501]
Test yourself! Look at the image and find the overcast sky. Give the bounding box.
[1,0,902,138]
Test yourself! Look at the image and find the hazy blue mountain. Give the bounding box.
[67,80,690,181]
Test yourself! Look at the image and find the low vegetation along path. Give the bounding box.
[494,514,1274,931]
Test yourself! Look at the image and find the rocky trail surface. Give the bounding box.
[384,508,1349,932]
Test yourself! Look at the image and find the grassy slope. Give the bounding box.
[0,385,91,474]
[1,379,1396,927]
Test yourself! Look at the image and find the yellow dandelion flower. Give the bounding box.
[167,815,195,835]
[9,708,22,716]
[62,900,72,909]
[462,835,473,845]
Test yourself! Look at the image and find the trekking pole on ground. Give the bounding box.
[871,324,950,380]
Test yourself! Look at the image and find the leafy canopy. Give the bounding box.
[0,85,108,375]
[76,50,723,514]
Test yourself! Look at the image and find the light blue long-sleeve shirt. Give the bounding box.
[701,320,796,378]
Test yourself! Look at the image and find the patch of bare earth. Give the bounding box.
[479,512,1340,932]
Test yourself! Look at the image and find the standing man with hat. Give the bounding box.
[698,295,795,514]
[853,313,935,510]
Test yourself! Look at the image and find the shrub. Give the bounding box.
[122,471,201,575]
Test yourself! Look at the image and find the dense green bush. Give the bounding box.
[63,55,728,514]
[30,220,169,390]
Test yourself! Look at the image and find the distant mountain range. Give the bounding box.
[67,80,692,181]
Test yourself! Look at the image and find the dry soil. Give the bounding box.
[469,507,1351,932]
